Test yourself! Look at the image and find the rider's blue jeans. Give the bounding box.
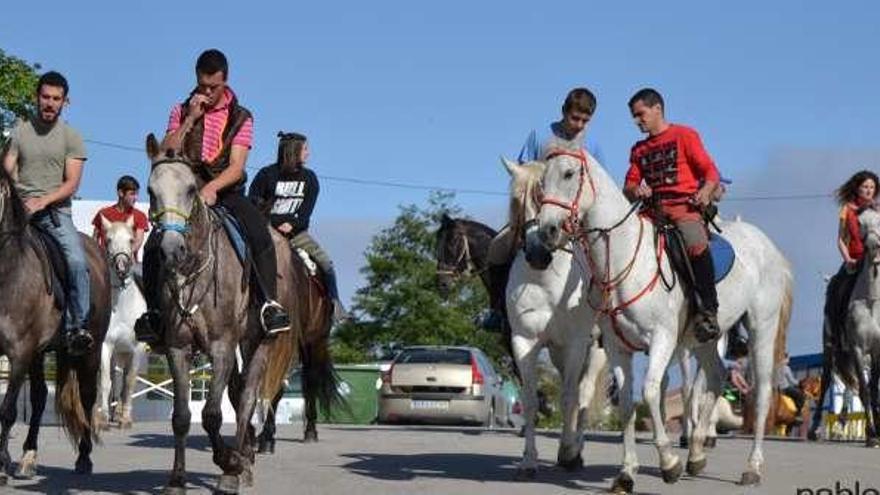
[34,211,90,330]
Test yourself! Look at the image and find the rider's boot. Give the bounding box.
[324,267,350,324]
[65,326,94,356]
[691,250,720,343]
[261,301,291,336]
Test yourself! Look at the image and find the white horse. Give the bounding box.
[95,215,148,430]
[502,160,606,478]
[844,207,880,445]
[524,149,791,492]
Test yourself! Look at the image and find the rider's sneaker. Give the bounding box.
[694,310,721,343]
[66,328,94,356]
[261,302,291,336]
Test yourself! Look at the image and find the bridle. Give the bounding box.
[149,158,197,235]
[538,149,595,236]
[436,228,475,280]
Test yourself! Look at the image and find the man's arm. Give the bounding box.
[163,97,207,152]
[133,228,145,256]
[623,151,648,202]
[200,145,247,205]
[684,129,720,206]
[290,170,319,234]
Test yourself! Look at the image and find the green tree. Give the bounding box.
[0,49,40,147]
[332,192,509,372]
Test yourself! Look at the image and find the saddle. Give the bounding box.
[28,212,69,312]
[212,205,249,266]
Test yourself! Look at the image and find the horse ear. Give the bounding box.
[146,133,160,163]
[441,212,453,226]
[500,156,519,177]
[100,214,112,233]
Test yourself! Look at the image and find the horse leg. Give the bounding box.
[302,343,319,443]
[607,343,638,495]
[706,396,721,448]
[73,356,100,475]
[575,340,607,457]
[678,347,694,448]
[868,362,880,442]
[257,389,282,454]
[740,313,775,485]
[165,347,192,494]
[119,351,139,429]
[16,355,46,479]
[0,357,28,485]
[687,345,724,476]
[95,342,113,431]
[642,331,682,483]
[808,344,834,441]
[555,330,589,470]
[853,347,880,447]
[202,345,241,493]
[232,341,275,490]
[687,366,707,451]
[511,333,540,480]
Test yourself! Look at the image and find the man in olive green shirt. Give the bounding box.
[2,71,93,355]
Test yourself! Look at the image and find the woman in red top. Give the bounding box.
[836,170,879,268]
[825,170,879,340]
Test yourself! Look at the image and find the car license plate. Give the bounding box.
[411,400,449,410]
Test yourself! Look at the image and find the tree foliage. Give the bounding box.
[0,49,40,146]
[332,192,510,372]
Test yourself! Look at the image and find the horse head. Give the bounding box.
[859,207,880,267]
[517,150,594,270]
[500,157,550,269]
[145,133,203,269]
[0,164,28,235]
[435,213,466,297]
[101,214,136,282]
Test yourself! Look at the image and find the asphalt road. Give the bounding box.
[3,422,879,494]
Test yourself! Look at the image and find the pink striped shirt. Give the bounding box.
[166,87,253,163]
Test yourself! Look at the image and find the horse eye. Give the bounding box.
[187,185,197,195]
[564,170,575,180]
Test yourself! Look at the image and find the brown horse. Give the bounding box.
[0,167,110,483]
[255,248,340,452]
[145,134,298,494]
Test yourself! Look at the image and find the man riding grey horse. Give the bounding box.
[2,71,94,355]
[136,49,290,341]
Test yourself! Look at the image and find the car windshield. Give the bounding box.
[396,349,471,365]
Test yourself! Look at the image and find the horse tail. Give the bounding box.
[772,271,794,370]
[55,357,97,447]
[260,320,301,401]
[301,316,346,418]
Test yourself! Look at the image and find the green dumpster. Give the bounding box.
[318,364,382,424]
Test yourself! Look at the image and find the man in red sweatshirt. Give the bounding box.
[623,88,721,343]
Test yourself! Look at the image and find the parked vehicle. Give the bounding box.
[378,346,507,427]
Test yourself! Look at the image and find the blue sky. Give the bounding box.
[3,1,879,356]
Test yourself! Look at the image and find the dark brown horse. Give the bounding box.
[255,250,340,452]
[145,134,298,494]
[0,167,110,483]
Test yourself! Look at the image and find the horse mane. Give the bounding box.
[0,164,31,233]
[508,160,545,238]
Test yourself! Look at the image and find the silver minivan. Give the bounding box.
[378,346,508,427]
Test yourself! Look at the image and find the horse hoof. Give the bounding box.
[705,437,717,449]
[74,457,93,475]
[679,436,689,449]
[257,439,275,455]
[556,453,583,472]
[514,467,537,481]
[686,458,706,477]
[739,471,762,486]
[661,460,683,484]
[0,473,7,486]
[610,472,634,494]
[807,430,819,442]
[304,431,318,443]
[119,418,133,430]
[216,474,239,494]
[15,450,38,479]
[241,467,254,487]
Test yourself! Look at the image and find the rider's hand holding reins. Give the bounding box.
[200,184,218,206]
[692,180,719,208]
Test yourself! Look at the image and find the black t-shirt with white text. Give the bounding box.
[248,164,319,236]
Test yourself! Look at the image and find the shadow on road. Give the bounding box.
[7,465,217,494]
[338,451,666,493]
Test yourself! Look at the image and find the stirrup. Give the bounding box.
[261,301,291,335]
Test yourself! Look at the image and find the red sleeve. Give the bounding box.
[624,148,643,189]
[91,212,102,231]
[135,209,150,232]
[231,116,253,149]
[167,104,183,135]
[682,128,720,183]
